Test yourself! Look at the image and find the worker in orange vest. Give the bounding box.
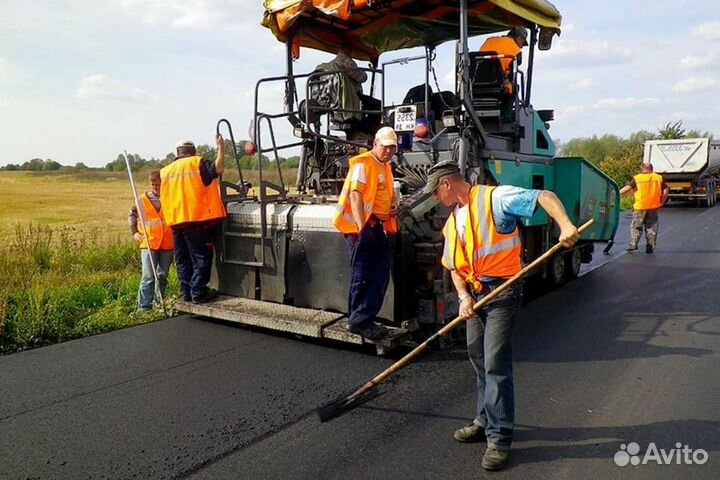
[129,170,174,311]
[160,135,226,303]
[620,163,669,253]
[424,160,579,471]
[479,26,528,95]
[333,126,399,340]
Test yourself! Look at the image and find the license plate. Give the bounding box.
[394,105,417,132]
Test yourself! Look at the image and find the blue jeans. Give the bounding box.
[344,220,390,328]
[172,222,219,302]
[467,281,522,450]
[138,249,174,310]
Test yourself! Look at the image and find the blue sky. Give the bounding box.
[1,0,718,167]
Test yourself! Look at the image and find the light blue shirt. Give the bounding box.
[491,185,541,234]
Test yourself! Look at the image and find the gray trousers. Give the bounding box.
[630,209,659,248]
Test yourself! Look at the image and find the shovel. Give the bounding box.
[317,218,595,422]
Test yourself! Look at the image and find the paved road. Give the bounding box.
[2,205,719,479]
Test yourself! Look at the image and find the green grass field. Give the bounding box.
[0,171,136,240]
[0,167,300,354]
[0,171,170,354]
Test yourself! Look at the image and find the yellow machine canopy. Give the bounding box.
[262,0,562,60]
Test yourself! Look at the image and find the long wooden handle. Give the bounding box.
[350,219,595,400]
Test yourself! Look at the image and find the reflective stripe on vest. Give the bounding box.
[138,193,173,250]
[159,156,226,227]
[441,185,522,290]
[633,173,663,210]
[333,151,398,235]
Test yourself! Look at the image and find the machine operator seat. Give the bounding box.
[301,63,380,143]
[468,51,516,122]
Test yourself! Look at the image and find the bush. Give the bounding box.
[0,223,175,354]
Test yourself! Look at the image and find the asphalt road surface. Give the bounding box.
[2,204,719,480]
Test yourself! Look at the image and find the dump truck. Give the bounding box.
[644,138,720,207]
[175,0,620,354]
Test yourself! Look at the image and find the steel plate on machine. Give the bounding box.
[176,295,345,338]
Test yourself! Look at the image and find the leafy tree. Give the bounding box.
[559,134,625,166]
[42,160,62,171]
[281,156,301,169]
[657,120,685,139]
[21,158,45,171]
[598,142,643,188]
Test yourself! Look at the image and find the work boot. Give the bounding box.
[625,244,638,252]
[646,244,654,254]
[193,288,218,304]
[453,422,486,443]
[347,322,388,340]
[481,446,510,471]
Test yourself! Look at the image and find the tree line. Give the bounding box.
[558,121,714,187]
[2,122,715,187]
[0,139,301,172]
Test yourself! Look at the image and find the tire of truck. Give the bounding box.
[549,253,565,286]
[564,249,582,280]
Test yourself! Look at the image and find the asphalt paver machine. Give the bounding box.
[176,0,620,354]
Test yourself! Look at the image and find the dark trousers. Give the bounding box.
[344,221,390,328]
[172,222,218,301]
[467,281,522,450]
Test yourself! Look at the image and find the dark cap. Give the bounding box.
[507,26,528,46]
[423,160,461,194]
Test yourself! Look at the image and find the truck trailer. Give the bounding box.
[175,0,620,354]
[644,138,720,207]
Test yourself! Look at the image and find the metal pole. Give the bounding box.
[526,26,537,107]
[124,151,168,316]
[285,36,296,112]
[458,0,470,175]
[425,47,431,136]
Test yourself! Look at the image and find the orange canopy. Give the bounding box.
[262,0,562,60]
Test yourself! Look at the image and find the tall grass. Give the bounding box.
[0,223,176,354]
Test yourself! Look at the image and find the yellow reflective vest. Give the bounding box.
[333,151,398,235]
[441,185,522,291]
[632,173,664,210]
[160,156,226,227]
[137,193,174,250]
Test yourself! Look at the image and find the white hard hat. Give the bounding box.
[175,140,195,149]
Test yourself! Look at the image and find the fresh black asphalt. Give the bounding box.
[2,204,719,479]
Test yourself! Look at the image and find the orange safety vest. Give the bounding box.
[479,36,521,72]
[441,185,522,291]
[137,193,174,251]
[632,173,664,210]
[333,151,399,235]
[160,156,226,227]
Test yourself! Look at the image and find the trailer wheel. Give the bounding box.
[549,253,565,286]
[564,249,582,280]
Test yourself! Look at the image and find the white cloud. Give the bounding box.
[0,95,9,108]
[558,97,661,119]
[120,0,255,30]
[570,78,594,90]
[672,76,717,92]
[547,39,634,65]
[77,74,153,103]
[594,97,661,110]
[679,54,714,68]
[691,21,720,40]
[561,23,575,35]
[0,57,24,85]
